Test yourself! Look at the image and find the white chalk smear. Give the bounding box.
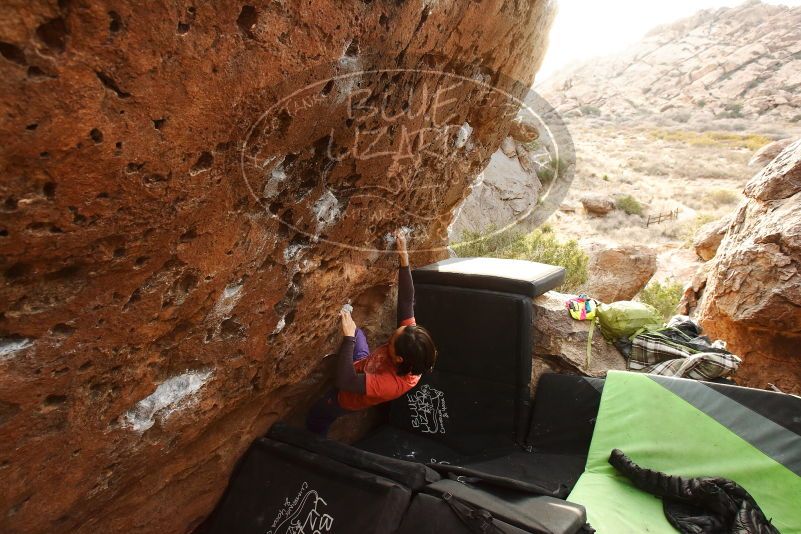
[313,189,341,231]
[283,244,306,262]
[123,369,213,432]
[455,122,473,149]
[210,280,244,321]
[263,160,287,198]
[272,316,286,335]
[0,337,33,361]
[383,226,414,246]
[223,282,243,300]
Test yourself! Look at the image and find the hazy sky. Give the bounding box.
[536,0,801,81]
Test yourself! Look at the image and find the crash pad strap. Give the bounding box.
[567,371,801,534]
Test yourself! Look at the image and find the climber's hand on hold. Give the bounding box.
[340,310,357,337]
[395,229,409,267]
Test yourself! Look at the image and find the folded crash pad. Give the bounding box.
[449,375,604,492]
[414,284,532,384]
[358,374,600,492]
[203,438,411,534]
[413,257,565,297]
[411,284,533,440]
[567,371,801,533]
[359,280,537,460]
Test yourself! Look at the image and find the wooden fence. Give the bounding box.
[645,209,679,228]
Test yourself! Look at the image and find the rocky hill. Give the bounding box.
[540,0,801,128]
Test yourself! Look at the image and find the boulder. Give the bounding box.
[580,194,616,216]
[508,116,540,143]
[0,1,556,532]
[677,261,713,316]
[697,140,801,393]
[500,136,518,157]
[450,147,543,239]
[748,137,796,167]
[693,213,733,261]
[581,240,658,302]
[744,138,801,201]
[559,201,580,213]
[531,291,627,393]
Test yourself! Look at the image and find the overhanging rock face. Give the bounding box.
[0,1,555,532]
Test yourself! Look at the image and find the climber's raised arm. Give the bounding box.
[396,230,415,326]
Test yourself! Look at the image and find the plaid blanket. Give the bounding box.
[626,317,741,381]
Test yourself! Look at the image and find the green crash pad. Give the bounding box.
[567,371,801,533]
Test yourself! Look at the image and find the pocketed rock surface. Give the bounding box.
[697,139,801,393]
[0,1,555,532]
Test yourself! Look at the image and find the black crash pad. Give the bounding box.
[202,438,411,534]
[413,257,565,297]
[268,422,440,490]
[359,374,606,492]
[422,479,587,534]
[414,284,532,386]
[395,493,531,534]
[461,451,588,494]
[412,284,534,443]
[387,371,520,454]
[526,374,604,455]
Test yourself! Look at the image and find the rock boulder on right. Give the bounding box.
[697,139,801,393]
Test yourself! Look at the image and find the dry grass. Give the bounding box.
[707,188,740,206]
[648,129,772,151]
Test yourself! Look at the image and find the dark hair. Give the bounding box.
[394,325,437,376]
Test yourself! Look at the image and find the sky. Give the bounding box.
[536,0,801,81]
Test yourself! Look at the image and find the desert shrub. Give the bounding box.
[670,111,692,123]
[696,99,707,108]
[679,213,717,247]
[616,195,644,216]
[708,188,739,206]
[745,77,765,92]
[453,227,523,258]
[791,114,801,123]
[522,138,540,151]
[579,105,602,117]
[717,102,744,119]
[453,227,588,292]
[536,156,569,186]
[637,279,684,321]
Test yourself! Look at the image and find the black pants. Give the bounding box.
[305,389,351,436]
[306,329,369,436]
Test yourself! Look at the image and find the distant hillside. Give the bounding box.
[540,1,801,128]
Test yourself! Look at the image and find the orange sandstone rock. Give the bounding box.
[0,1,555,532]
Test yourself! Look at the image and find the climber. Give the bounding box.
[305,230,438,436]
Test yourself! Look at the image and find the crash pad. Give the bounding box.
[568,371,801,533]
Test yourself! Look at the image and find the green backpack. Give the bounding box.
[596,301,663,341]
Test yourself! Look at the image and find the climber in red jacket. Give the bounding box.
[306,230,438,436]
